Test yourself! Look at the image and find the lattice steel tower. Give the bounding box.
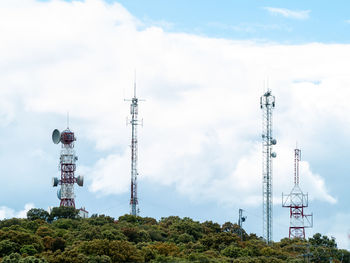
[52,126,84,208]
[282,148,313,239]
[126,80,143,216]
[260,90,277,244]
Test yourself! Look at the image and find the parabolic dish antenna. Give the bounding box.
[52,177,58,187]
[76,175,84,187]
[57,188,61,200]
[52,129,61,144]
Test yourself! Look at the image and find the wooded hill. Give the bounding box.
[0,207,348,263]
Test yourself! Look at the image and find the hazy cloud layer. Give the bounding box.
[0,0,339,207]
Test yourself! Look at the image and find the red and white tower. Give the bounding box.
[282,148,313,239]
[52,127,84,208]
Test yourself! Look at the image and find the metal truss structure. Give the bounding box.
[282,148,313,239]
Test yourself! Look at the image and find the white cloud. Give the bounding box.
[316,212,350,250]
[207,21,292,33]
[0,0,343,211]
[264,7,310,20]
[88,153,130,195]
[0,203,35,220]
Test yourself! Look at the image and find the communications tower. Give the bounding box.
[260,90,277,244]
[126,79,143,216]
[282,148,313,239]
[52,126,84,207]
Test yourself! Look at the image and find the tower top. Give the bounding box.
[134,70,137,98]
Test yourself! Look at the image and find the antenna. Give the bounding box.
[282,147,313,239]
[125,74,144,216]
[260,89,276,244]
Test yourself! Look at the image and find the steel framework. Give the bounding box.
[52,127,83,208]
[282,148,313,239]
[126,80,143,216]
[59,130,77,207]
[260,90,276,244]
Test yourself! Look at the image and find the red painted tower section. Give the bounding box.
[282,148,313,239]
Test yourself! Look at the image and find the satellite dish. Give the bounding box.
[52,129,61,144]
[76,175,84,187]
[57,188,61,200]
[52,177,58,187]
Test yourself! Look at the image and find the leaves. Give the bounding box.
[0,212,348,262]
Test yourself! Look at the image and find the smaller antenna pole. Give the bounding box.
[67,112,69,128]
[238,209,243,241]
[294,149,300,186]
[238,208,246,241]
[134,70,137,98]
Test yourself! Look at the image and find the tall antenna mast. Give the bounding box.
[282,148,313,239]
[260,90,277,244]
[126,75,144,216]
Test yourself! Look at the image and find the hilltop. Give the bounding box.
[0,207,348,263]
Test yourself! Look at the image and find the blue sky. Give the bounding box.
[1,0,350,249]
[115,0,350,43]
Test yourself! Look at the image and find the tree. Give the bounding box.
[1,252,21,263]
[108,240,144,263]
[0,240,18,257]
[19,257,48,263]
[308,233,337,248]
[202,221,221,234]
[222,245,248,258]
[27,209,49,222]
[87,255,112,263]
[20,245,37,256]
[48,207,79,221]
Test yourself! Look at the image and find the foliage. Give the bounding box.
[48,207,79,221]
[0,212,348,263]
[27,209,49,222]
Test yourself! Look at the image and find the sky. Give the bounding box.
[0,0,350,249]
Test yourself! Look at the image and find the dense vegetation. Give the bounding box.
[0,207,348,262]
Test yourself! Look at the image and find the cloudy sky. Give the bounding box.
[1,0,350,248]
